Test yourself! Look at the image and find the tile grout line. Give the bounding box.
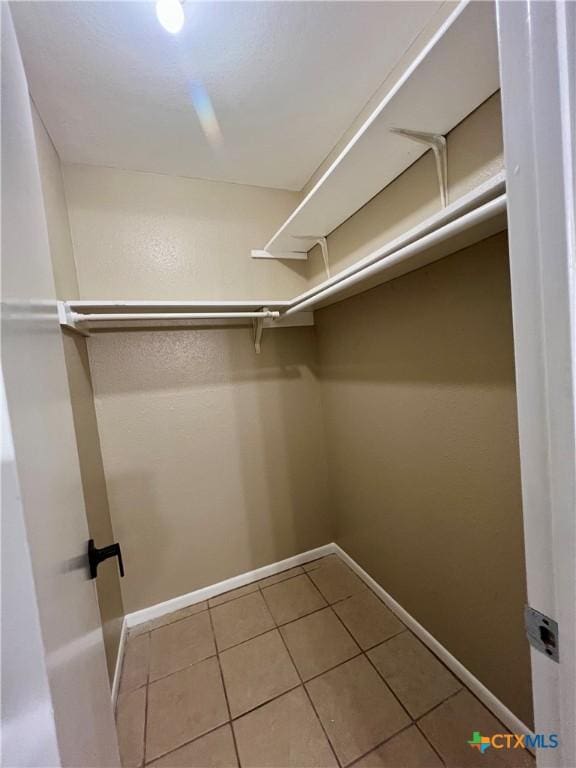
[268,566,438,768]
[133,579,337,695]
[136,559,353,661]
[331,562,532,743]
[415,686,464,722]
[206,606,242,768]
[199,562,415,764]
[334,614,462,767]
[125,558,380,766]
[345,721,418,768]
[322,574,464,767]
[131,565,311,640]
[360,588,527,745]
[134,561,382,755]
[146,650,217,687]
[129,603,209,638]
[360,626,409,652]
[257,579,343,768]
[229,682,305,726]
[413,699,462,768]
[127,555,515,768]
[206,565,310,608]
[326,597,423,766]
[321,559,514,765]
[141,632,151,767]
[143,722,236,766]
[142,615,238,767]
[146,558,407,765]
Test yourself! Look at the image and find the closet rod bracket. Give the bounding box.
[57,301,91,336]
[391,128,448,207]
[253,309,267,354]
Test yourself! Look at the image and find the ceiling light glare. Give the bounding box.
[156,0,184,34]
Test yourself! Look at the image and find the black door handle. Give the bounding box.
[88,539,124,579]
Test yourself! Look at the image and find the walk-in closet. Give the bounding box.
[3,1,575,767]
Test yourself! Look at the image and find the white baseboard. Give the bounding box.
[118,541,532,738]
[111,616,128,706]
[125,543,337,629]
[333,544,534,738]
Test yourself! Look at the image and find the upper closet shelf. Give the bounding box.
[59,170,505,338]
[253,0,500,259]
[58,171,505,349]
[286,172,507,314]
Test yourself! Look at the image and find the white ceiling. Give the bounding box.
[12,1,443,191]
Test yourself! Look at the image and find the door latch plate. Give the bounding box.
[525,605,559,662]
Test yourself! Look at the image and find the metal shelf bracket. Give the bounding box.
[291,236,330,277]
[391,128,448,207]
[251,237,330,278]
[253,310,266,354]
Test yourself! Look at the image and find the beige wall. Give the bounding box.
[87,326,332,612]
[32,105,124,680]
[62,166,332,614]
[60,88,531,727]
[316,233,532,727]
[62,164,304,301]
[310,93,531,725]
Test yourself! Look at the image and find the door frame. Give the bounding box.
[1,7,120,765]
[496,1,575,764]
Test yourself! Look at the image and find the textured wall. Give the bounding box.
[88,326,332,612]
[63,164,303,301]
[61,85,531,728]
[62,166,332,613]
[309,93,531,726]
[316,233,532,727]
[32,104,124,680]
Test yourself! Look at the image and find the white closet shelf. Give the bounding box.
[59,172,506,348]
[253,0,500,259]
[286,171,507,313]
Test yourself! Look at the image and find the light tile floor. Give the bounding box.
[116,555,535,768]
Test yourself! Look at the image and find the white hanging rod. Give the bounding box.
[285,193,507,316]
[67,300,289,310]
[68,310,280,323]
[287,172,505,310]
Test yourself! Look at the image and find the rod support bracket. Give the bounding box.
[391,128,448,207]
[57,301,90,336]
[253,309,267,354]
